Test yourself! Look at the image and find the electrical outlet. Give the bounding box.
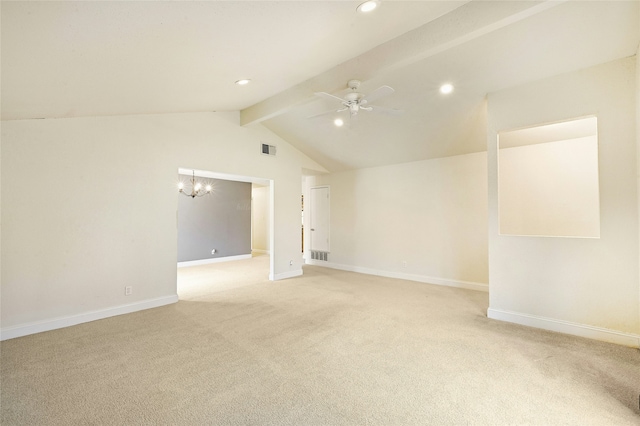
[289,260,294,266]
[402,261,408,268]
[125,286,132,296]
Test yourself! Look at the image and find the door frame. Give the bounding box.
[308,185,330,254]
[176,167,274,283]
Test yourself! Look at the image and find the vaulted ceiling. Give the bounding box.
[2,1,638,172]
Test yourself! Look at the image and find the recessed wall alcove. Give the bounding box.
[497,116,600,238]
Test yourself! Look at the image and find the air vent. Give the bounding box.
[261,143,276,156]
[311,251,328,261]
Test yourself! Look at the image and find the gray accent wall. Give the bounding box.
[177,176,251,262]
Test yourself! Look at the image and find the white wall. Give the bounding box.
[637,39,640,343]
[306,152,488,291]
[1,112,325,337]
[251,185,270,253]
[487,57,640,346]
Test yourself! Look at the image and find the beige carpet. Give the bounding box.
[2,255,639,425]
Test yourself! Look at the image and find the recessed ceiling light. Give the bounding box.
[235,79,251,86]
[440,83,454,94]
[334,118,344,127]
[357,0,379,13]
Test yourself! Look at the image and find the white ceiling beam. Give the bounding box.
[240,0,565,127]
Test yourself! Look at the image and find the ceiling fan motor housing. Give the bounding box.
[310,78,400,119]
[345,92,364,102]
[345,92,366,115]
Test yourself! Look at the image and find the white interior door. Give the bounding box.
[310,186,330,252]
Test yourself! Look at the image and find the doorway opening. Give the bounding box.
[176,167,273,297]
[308,186,330,262]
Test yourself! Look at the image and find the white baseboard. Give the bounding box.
[487,307,640,348]
[269,269,303,281]
[177,254,251,268]
[305,260,488,292]
[251,249,270,255]
[0,295,179,341]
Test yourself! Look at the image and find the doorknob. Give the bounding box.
[311,228,315,231]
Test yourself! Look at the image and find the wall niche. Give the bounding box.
[498,116,600,238]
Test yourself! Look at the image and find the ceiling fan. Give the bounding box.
[309,79,403,119]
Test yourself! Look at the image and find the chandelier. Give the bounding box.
[178,170,212,198]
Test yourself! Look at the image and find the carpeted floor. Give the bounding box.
[2,255,639,425]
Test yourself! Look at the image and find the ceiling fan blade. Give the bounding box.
[368,104,404,115]
[314,92,346,104]
[362,85,395,104]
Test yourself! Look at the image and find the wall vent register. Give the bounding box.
[311,251,328,261]
[261,143,277,156]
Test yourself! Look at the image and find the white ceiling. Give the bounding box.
[2,1,639,172]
